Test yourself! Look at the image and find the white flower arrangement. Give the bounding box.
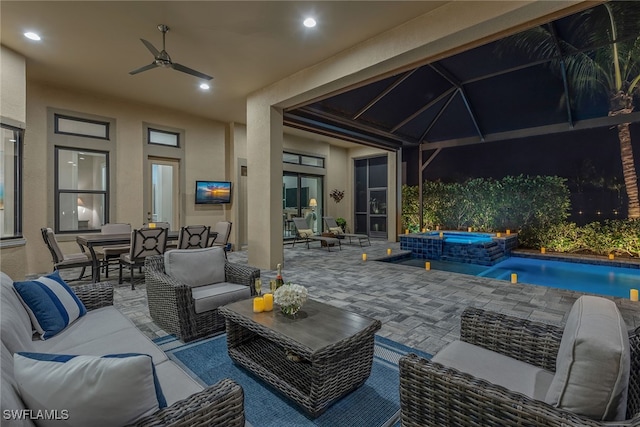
[273,282,308,316]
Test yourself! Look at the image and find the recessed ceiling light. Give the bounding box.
[199,83,210,90]
[24,32,41,41]
[303,17,316,28]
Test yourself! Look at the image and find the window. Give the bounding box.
[283,152,324,168]
[55,148,108,232]
[148,128,179,147]
[55,114,109,139]
[0,124,23,240]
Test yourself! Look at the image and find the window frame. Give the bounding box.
[54,113,110,140]
[147,127,180,148]
[54,146,109,234]
[0,122,24,241]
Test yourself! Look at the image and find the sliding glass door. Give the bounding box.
[283,173,323,238]
[355,156,387,237]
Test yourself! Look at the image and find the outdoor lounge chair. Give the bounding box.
[323,216,370,246]
[292,217,341,252]
[399,296,640,427]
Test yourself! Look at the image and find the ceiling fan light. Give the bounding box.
[200,83,210,90]
[303,17,316,28]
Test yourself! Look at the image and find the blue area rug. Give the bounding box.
[154,334,431,427]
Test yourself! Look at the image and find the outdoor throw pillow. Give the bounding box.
[14,352,166,427]
[298,228,314,238]
[13,271,87,339]
[329,226,344,235]
[545,295,630,421]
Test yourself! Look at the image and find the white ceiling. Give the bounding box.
[1,1,448,128]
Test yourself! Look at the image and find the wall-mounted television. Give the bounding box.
[195,181,232,204]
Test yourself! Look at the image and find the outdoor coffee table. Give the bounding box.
[218,299,381,418]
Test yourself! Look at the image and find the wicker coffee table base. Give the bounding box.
[220,309,381,418]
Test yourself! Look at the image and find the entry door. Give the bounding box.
[147,157,180,228]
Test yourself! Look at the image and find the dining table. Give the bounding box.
[76,230,218,283]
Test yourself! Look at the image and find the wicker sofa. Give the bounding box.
[399,303,640,427]
[1,271,245,427]
[145,247,260,342]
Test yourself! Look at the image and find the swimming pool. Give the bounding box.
[384,255,640,298]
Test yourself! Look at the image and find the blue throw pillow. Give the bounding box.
[13,271,87,339]
[14,352,167,427]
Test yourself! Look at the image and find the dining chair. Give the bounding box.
[100,223,131,278]
[40,227,97,281]
[177,225,211,249]
[119,227,168,289]
[209,221,232,258]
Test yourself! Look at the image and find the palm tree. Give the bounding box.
[501,1,640,218]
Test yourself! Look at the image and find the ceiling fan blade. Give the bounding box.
[140,38,161,57]
[171,63,213,81]
[129,62,159,75]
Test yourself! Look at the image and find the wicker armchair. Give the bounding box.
[71,282,245,427]
[399,306,640,427]
[145,254,260,342]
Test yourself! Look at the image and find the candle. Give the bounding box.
[496,232,501,237]
[387,248,392,255]
[421,228,426,233]
[439,232,444,238]
[506,229,511,235]
[263,293,273,311]
[511,273,518,284]
[405,229,409,234]
[608,254,615,260]
[148,223,156,229]
[253,297,264,313]
[631,289,639,302]
[436,225,440,231]
[541,247,546,254]
[362,253,367,261]
[467,227,472,232]
[425,262,431,271]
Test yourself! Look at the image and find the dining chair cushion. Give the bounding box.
[164,246,226,288]
[13,271,87,340]
[191,283,252,314]
[14,352,166,427]
[432,340,555,401]
[544,295,630,421]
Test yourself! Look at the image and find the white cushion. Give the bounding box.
[433,340,555,401]
[329,226,344,235]
[192,282,252,314]
[297,228,313,238]
[154,359,204,406]
[14,352,166,427]
[12,271,86,340]
[164,246,225,287]
[545,295,630,421]
[1,342,35,427]
[1,273,35,353]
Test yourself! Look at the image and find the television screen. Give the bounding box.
[195,181,232,204]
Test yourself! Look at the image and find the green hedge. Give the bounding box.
[402,175,570,239]
[402,175,640,256]
[539,219,640,257]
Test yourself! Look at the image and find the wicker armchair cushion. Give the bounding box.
[545,295,630,421]
[433,340,555,401]
[14,352,166,427]
[191,283,252,314]
[164,247,225,287]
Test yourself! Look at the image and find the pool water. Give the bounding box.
[422,231,493,244]
[387,256,640,298]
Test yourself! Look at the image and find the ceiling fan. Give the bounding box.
[129,24,213,81]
